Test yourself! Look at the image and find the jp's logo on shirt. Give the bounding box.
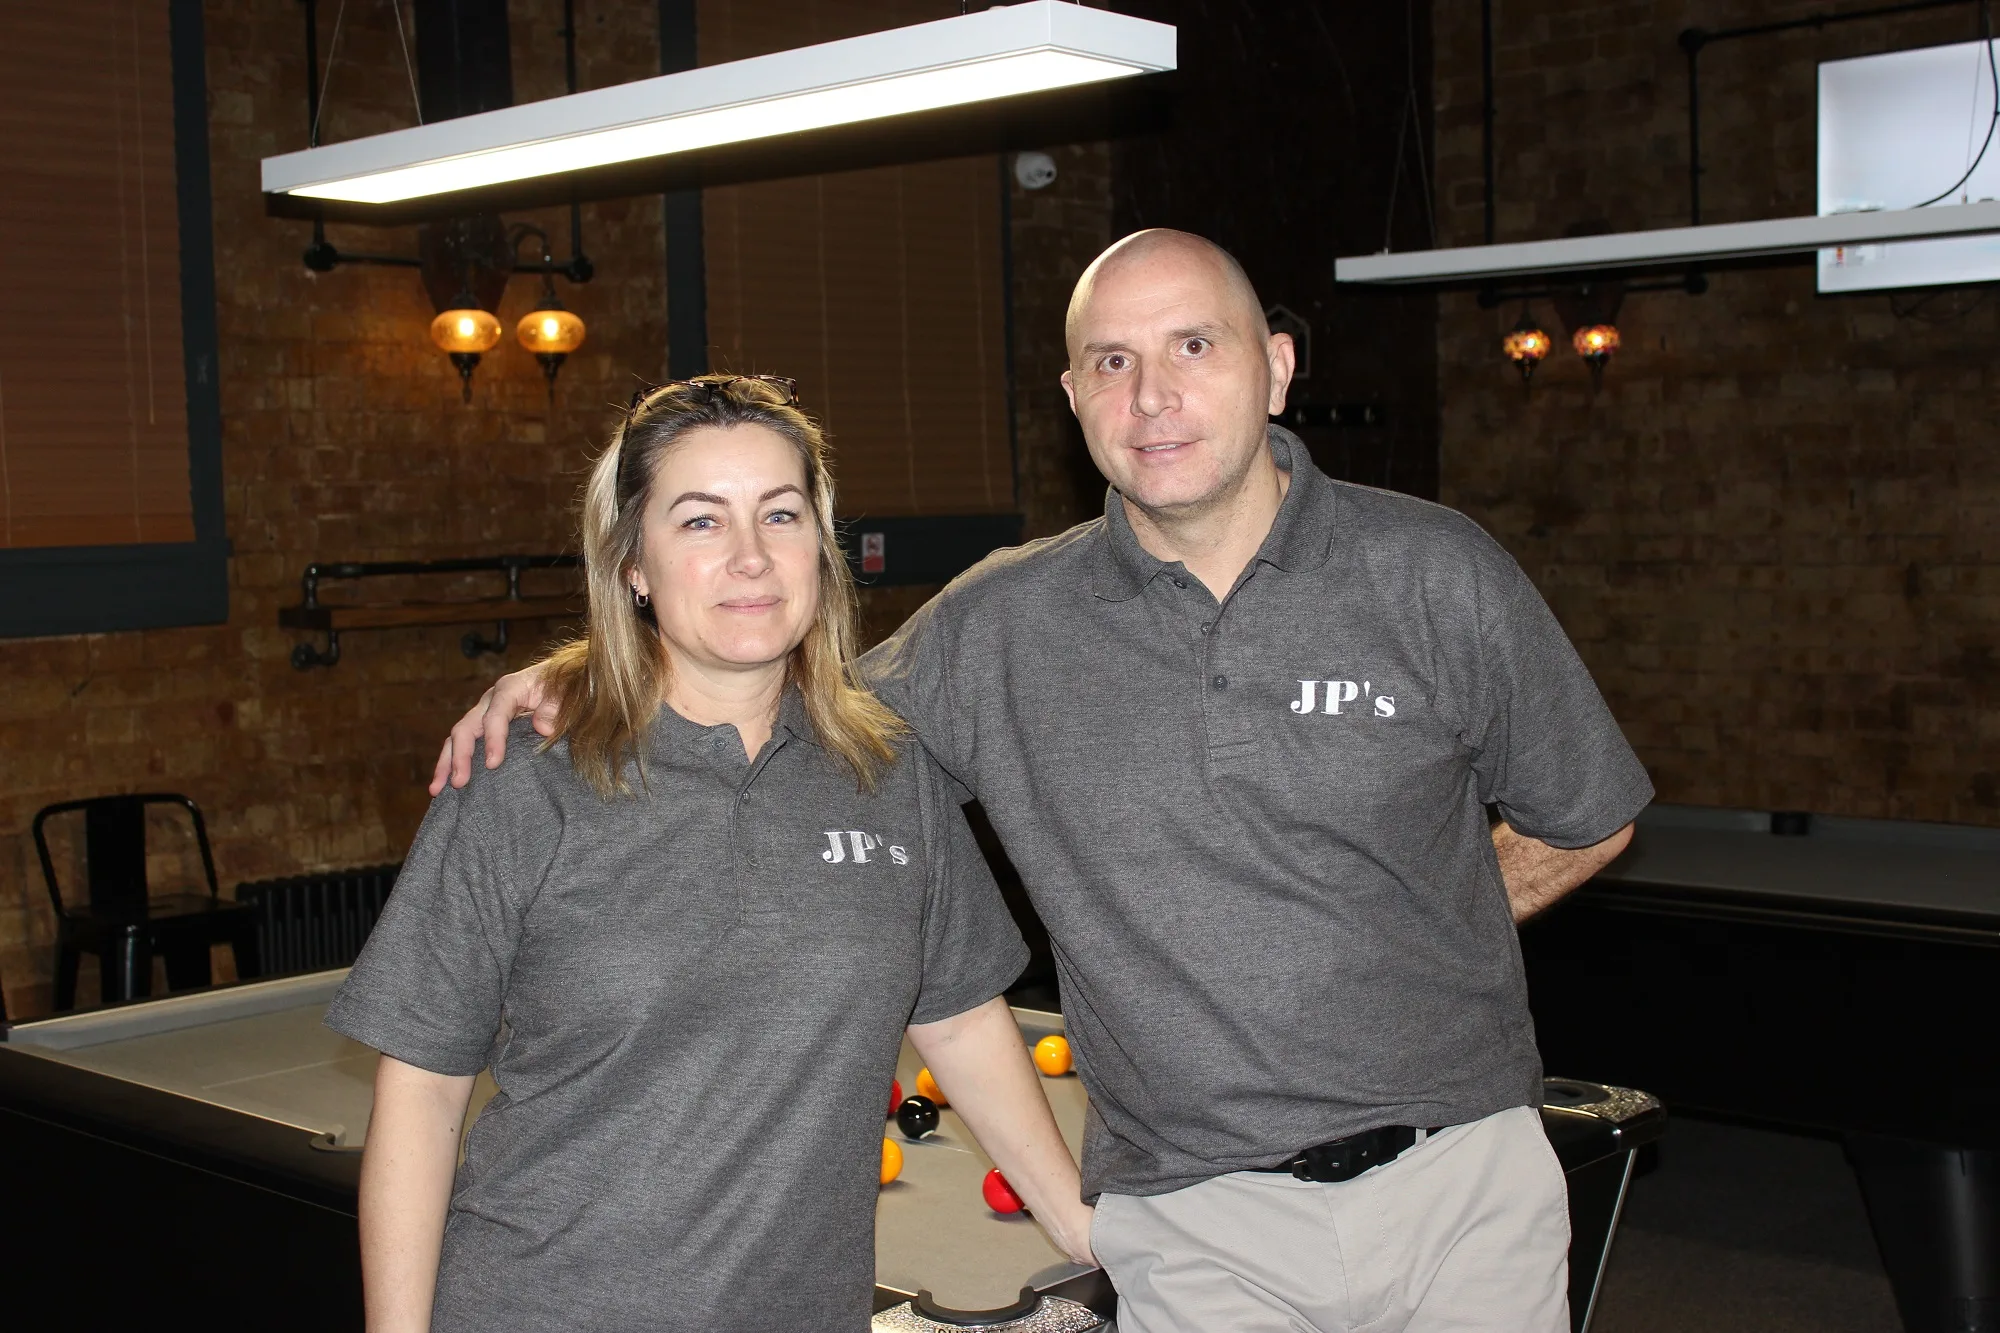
[821,831,911,865]
[1291,680,1397,717]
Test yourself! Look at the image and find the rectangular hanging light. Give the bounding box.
[1335,201,2000,286]
[262,1,1175,206]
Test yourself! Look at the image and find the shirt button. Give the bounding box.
[1172,577,1187,589]
[1199,623,1212,635]
[1212,675,1228,690]
[739,791,750,803]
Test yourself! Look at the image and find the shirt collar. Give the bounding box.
[1091,424,1339,602]
[774,684,820,748]
[649,683,817,755]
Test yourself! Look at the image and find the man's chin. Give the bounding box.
[1117,475,1227,519]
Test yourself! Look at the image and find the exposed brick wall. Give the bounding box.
[1008,142,1116,542]
[1433,1,1999,825]
[0,0,668,1018]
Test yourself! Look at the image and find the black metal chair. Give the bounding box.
[32,794,262,1009]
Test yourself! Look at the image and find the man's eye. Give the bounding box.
[1181,337,1210,356]
[1100,353,1130,372]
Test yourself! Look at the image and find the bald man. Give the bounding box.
[437,230,1652,1332]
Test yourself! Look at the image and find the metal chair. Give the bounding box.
[32,794,262,1009]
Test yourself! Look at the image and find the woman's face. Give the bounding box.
[629,423,822,678]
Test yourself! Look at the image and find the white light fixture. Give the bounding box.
[1335,200,2000,285]
[262,1,1175,206]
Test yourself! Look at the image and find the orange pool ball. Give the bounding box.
[915,1067,948,1107]
[1032,1034,1072,1077]
[880,1138,903,1186]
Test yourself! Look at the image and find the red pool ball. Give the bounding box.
[888,1078,903,1118]
[982,1168,1024,1214]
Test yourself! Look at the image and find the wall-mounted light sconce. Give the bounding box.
[1500,308,1552,383]
[431,309,504,398]
[1571,324,1621,385]
[515,237,588,397]
[304,212,591,403]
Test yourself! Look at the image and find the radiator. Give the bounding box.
[233,864,401,977]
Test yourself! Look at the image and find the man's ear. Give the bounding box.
[1265,333,1297,416]
[1059,368,1078,417]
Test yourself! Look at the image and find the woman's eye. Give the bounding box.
[764,509,799,526]
[681,515,718,531]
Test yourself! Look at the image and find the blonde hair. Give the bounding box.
[542,374,905,796]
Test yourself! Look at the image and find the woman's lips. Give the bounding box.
[716,596,781,613]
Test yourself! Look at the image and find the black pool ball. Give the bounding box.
[896,1095,940,1140]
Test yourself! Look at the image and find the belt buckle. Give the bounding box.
[1291,1141,1360,1184]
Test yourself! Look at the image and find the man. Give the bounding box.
[437,230,1651,1332]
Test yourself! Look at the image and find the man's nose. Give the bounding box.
[1130,359,1179,418]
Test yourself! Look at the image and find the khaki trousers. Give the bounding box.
[1091,1106,1570,1333]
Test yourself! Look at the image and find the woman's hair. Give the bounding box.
[541,374,905,797]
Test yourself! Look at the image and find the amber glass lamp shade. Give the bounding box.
[1572,323,1621,387]
[429,308,503,354]
[1501,312,1552,384]
[1572,324,1620,359]
[517,307,586,355]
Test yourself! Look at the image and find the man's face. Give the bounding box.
[1061,249,1293,518]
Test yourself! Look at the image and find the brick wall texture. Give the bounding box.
[1433,0,1999,826]
[0,0,669,1018]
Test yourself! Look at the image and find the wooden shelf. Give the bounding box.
[279,596,580,633]
[278,554,583,669]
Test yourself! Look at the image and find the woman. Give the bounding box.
[327,375,1093,1332]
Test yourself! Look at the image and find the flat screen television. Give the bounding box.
[1818,37,2000,292]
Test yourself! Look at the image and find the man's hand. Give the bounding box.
[429,663,560,795]
[1493,820,1633,922]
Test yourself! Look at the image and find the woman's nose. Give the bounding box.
[727,525,773,576]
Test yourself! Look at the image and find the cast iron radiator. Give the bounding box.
[233,864,401,977]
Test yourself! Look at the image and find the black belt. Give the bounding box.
[1251,1124,1441,1183]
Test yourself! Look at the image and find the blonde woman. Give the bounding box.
[327,376,1093,1333]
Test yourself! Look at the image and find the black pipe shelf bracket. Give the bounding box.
[280,555,583,671]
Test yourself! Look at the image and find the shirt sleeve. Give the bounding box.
[861,591,979,802]
[323,768,530,1075]
[1465,538,1654,848]
[907,751,1030,1025]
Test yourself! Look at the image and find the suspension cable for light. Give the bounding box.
[262,1,1175,206]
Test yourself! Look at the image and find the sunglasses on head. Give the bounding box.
[624,374,801,420]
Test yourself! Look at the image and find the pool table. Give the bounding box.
[0,971,1661,1331]
[1521,804,2000,1333]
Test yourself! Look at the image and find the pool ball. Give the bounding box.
[896,1095,940,1140]
[1032,1034,1072,1077]
[888,1078,903,1118]
[916,1067,948,1106]
[982,1168,1024,1214]
[880,1138,903,1185]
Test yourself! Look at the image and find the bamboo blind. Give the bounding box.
[697,0,1013,518]
[0,1,194,550]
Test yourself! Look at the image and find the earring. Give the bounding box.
[632,585,650,609]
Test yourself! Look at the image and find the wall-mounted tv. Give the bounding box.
[1818,38,2000,292]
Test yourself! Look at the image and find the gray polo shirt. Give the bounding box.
[326,696,1028,1333]
[865,425,1652,1200]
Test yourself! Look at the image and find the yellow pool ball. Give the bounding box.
[880,1137,903,1185]
[1032,1034,1073,1077]
[915,1067,948,1106]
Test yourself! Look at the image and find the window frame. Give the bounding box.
[0,0,227,639]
